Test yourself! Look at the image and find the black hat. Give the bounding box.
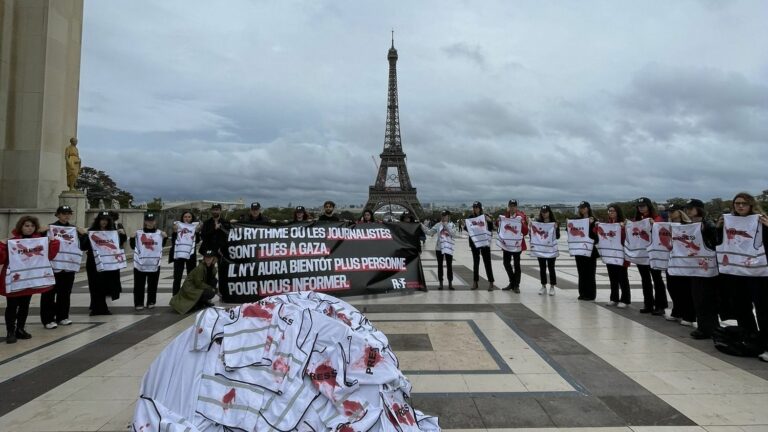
[56,205,73,215]
[211,203,222,210]
[635,197,652,207]
[441,210,451,216]
[541,205,552,212]
[508,199,518,206]
[250,202,261,210]
[472,201,482,208]
[666,203,678,212]
[202,249,217,258]
[578,201,590,208]
[295,205,305,211]
[684,198,705,209]
[144,212,155,221]
[98,210,111,218]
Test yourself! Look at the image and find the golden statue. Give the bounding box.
[65,137,81,191]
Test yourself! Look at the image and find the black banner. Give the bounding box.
[219,221,425,303]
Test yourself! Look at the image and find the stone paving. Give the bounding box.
[2,234,768,431]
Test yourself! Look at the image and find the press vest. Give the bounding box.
[529,221,558,258]
[497,216,523,253]
[624,218,652,265]
[88,230,127,272]
[5,238,55,293]
[134,230,163,272]
[716,214,768,276]
[465,215,491,248]
[647,222,674,271]
[48,225,82,272]
[174,222,199,260]
[597,223,624,266]
[431,222,456,255]
[566,218,593,257]
[668,223,718,277]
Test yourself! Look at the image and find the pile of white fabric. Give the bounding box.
[132,291,440,432]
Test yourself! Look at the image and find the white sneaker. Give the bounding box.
[617,303,628,309]
[607,301,618,307]
[759,352,768,362]
[665,315,679,322]
[147,304,155,309]
[58,319,72,326]
[680,320,693,327]
[44,322,58,329]
[539,285,546,295]
[135,306,144,311]
[549,285,556,296]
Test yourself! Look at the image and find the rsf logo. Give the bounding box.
[391,278,407,289]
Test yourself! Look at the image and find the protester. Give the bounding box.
[318,201,340,221]
[632,197,667,315]
[715,192,768,359]
[200,203,228,257]
[84,211,126,316]
[532,205,560,296]
[500,199,528,293]
[598,204,631,308]
[1,216,60,343]
[169,211,201,296]
[40,205,86,328]
[663,207,696,326]
[574,201,599,301]
[426,210,458,290]
[130,213,168,311]
[359,208,375,223]
[294,206,310,222]
[466,201,495,291]
[169,249,218,314]
[238,202,268,223]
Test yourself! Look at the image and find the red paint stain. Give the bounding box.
[222,388,236,409]
[242,302,275,319]
[272,356,290,375]
[342,400,365,418]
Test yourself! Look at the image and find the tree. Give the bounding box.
[147,197,163,211]
[75,166,134,208]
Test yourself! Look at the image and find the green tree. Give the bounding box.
[75,166,134,208]
[147,197,163,211]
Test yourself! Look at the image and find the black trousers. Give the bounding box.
[134,269,160,307]
[5,295,32,332]
[637,264,668,309]
[537,258,557,285]
[435,251,453,282]
[502,251,522,288]
[40,271,75,324]
[86,266,121,314]
[575,255,597,299]
[715,274,736,321]
[729,275,768,349]
[470,244,494,282]
[172,258,196,296]
[691,276,719,335]
[607,264,631,304]
[666,274,695,322]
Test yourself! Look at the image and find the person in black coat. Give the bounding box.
[574,201,600,301]
[130,213,168,310]
[169,210,201,296]
[468,201,495,291]
[318,200,340,221]
[200,203,229,256]
[83,211,126,316]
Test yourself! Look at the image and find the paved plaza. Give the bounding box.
[2,235,768,431]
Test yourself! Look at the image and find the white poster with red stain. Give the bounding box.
[5,238,55,293]
[716,214,768,276]
[647,222,674,270]
[88,230,127,272]
[496,216,523,252]
[465,215,491,248]
[596,222,624,266]
[624,218,652,265]
[48,225,82,272]
[565,218,593,257]
[668,223,718,277]
[133,230,163,272]
[173,222,199,260]
[529,221,558,258]
[220,221,425,303]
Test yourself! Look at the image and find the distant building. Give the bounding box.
[162,200,245,212]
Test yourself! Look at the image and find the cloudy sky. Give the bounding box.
[78,0,768,208]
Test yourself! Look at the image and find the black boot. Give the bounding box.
[15,328,32,339]
[438,281,444,290]
[6,329,17,344]
[448,282,454,290]
[471,281,478,290]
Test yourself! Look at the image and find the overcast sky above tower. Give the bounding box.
[78,0,768,206]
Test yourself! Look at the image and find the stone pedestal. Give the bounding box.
[59,190,86,228]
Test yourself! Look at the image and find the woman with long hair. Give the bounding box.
[533,205,560,296]
[84,211,126,316]
[1,216,60,343]
[169,211,201,296]
[597,204,631,308]
[574,201,599,301]
[130,213,168,311]
[466,202,495,291]
[359,208,375,223]
[632,197,668,315]
[293,206,310,222]
[716,192,768,356]
[664,207,696,327]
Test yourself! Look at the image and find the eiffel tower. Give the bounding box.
[365,34,424,219]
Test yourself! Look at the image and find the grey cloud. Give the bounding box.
[441,42,486,67]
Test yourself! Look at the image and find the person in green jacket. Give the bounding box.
[169,249,218,314]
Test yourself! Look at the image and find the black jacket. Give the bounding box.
[318,214,340,221]
[200,217,229,255]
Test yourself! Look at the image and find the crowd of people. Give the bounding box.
[2,193,767,363]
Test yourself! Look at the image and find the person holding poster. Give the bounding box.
[466,201,495,291]
[660,207,696,327]
[84,211,127,316]
[569,201,599,301]
[238,202,268,223]
[500,199,528,293]
[318,200,340,221]
[359,208,375,223]
[40,205,87,329]
[427,210,458,290]
[1,216,60,343]
[294,206,311,222]
[597,205,631,308]
[715,193,768,359]
[130,213,168,311]
[169,211,201,296]
[169,249,218,314]
[631,197,667,315]
[531,205,560,296]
